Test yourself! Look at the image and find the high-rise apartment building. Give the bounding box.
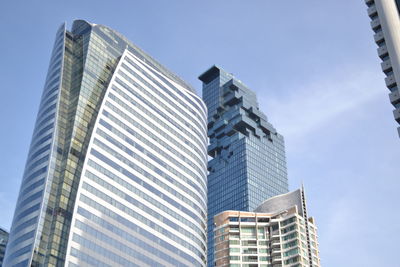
[0,228,9,266]
[3,20,208,267]
[214,188,320,267]
[199,66,288,266]
[365,0,400,136]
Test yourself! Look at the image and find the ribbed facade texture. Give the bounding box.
[3,20,208,267]
[366,0,400,137]
[199,66,288,266]
[0,228,9,266]
[214,189,320,267]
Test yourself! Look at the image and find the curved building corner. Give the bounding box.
[3,20,208,267]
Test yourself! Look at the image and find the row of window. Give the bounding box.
[98,114,206,197]
[26,133,52,162]
[123,56,207,129]
[3,230,35,256]
[78,194,204,265]
[89,150,206,228]
[72,234,139,267]
[227,254,270,262]
[119,64,204,135]
[84,169,205,248]
[76,207,190,266]
[93,135,207,214]
[81,181,204,260]
[70,247,111,267]
[107,88,206,180]
[98,117,206,205]
[117,68,206,148]
[112,81,207,173]
[100,106,205,184]
[117,64,207,149]
[2,243,32,266]
[97,110,206,206]
[99,121,205,203]
[87,158,204,235]
[103,102,205,178]
[74,220,164,266]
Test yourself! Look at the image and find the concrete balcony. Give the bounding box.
[271,239,281,246]
[271,249,281,256]
[370,17,381,31]
[381,60,392,73]
[271,233,280,239]
[377,45,388,59]
[374,31,385,44]
[385,74,397,88]
[389,90,400,106]
[272,256,282,264]
[367,5,377,18]
[242,250,258,255]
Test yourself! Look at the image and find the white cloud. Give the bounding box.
[258,67,384,141]
[317,188,397,267]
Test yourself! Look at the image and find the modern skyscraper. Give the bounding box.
[214,188,321,267]
[0,228,9,266]
[365,0,400,137]
[199,66,288,266]
[3,20,208,267]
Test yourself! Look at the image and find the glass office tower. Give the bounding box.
[3,20,208,267]
[199,66,288,266]
[365,0,400,137]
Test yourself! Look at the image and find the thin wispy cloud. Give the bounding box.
[259,67,383,140]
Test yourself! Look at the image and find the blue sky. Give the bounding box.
[0,1,398,266]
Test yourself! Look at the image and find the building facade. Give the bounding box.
[199,66,289,266]
[3,20,208,267]
[365,0,400,137]
[0,228,9,266]
[214,188,320,267]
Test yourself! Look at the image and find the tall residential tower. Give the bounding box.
[3,20,208,267]
[365,0,400,137]
[214,188,321,267]
[199,66,288,266]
